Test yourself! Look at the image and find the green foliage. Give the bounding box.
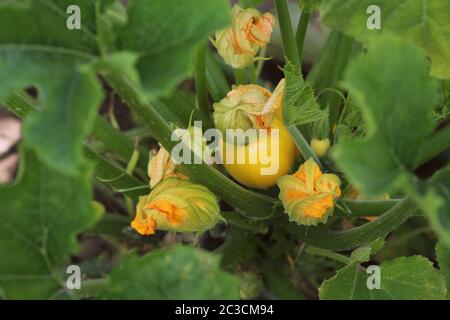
[412,167,450,248]
[99,246,239,299]
[0,0,104,175]
[283,61,328,127]
[0,148,101,299]
[334,36,439,195]
[114,0,231,99]
[319,256,446,300]
[320,0,450,79]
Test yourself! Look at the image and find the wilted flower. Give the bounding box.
[277,158,341,226]
[213,84,271,134]
[249,79,285,128]
[148,145,187,188]
[213,5,275,69]
[131,178,222,235]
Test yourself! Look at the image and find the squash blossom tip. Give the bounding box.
[277,158,341,226]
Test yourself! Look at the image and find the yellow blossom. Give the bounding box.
[131,178,222,235]
[213,84,271,134]
[277,158,341,226]
[213,5,275,69]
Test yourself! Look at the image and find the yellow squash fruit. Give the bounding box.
[221,117,297,189]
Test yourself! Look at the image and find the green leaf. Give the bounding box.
[0,0,104,175]
[0,0,99,54]
[411,166,450,248]
[99,245,239,299]
[283,61,328,126]
[320,0,450,79]
[319,256,446,300]
[350,247,372,263]
[436,241,450,299]
[0,147,101,299]
[333,36,439,195]
[114,0,231,99]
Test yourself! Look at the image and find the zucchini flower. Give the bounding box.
[213,84,271,134]
[148,145,187,188]
[213,5,275,69]
[131,178,222,235]
[277,158,341,226]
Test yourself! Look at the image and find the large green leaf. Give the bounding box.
[319,256,446,300]
[99,245,239,299]
[320,0,450,79]
[0,147,101,299]
[333,36,439,195]
[114,0,231,99]
[0,0,104,175]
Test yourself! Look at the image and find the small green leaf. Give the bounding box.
[319,256,446,300]
[114,0,231,99]
[411,166,450,248]
[350,247,372,263]
[283,61,328,126]
[350,238,385,263]
[0,147,101,299]
[320,0,450,79]
[99,245,239,299]
[333,36,439,195]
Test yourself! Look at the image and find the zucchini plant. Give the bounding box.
[0,0,449,300]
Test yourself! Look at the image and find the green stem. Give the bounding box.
[286,125,322,169]
[304,245,351,264]
[92,116,149,174]
[84,146,150,198]
[248,63,257,84]
[413,124,450,169]
[281,197,417,251]
[335,199,405,217]
[295,11,311,67]
[194,44,213,128]
[255,46,267,79]
[205,49,230,101]
[275,0,300,69]
[233,68,247,85]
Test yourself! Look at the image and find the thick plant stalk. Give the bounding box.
[233,68,247,85]
[205,49,230,101]
[281,197,417,251]
[275,0,300,70]
[295,11,311,66]
[194,44,214,129]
